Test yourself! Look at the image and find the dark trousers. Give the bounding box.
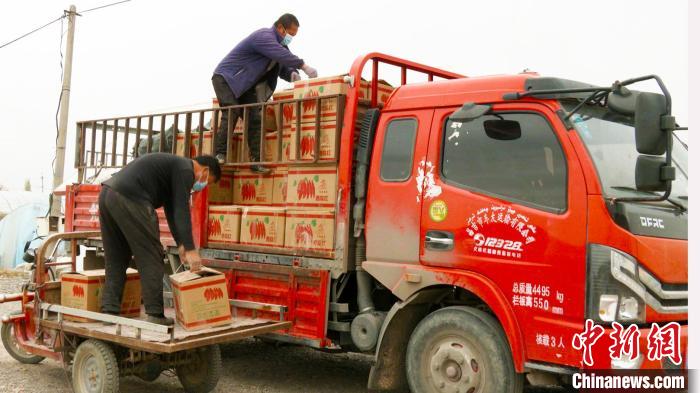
[211,74,262,160]
[98,186,165,315]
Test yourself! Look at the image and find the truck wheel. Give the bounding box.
[72,339,120,393]
[1,313,45,364]
[176,345,222,393]
[406,306,524,393]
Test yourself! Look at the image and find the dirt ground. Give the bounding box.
[0,274,566,393]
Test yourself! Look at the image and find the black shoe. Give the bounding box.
[216,154,226,164]
[250,164,270,174]
[146,314,175,326]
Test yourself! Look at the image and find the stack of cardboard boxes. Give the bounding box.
[206,75,395,255]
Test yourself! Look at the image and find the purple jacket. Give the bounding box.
[214,26,304,98]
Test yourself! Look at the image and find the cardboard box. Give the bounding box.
[367,80,395,106]
[287,165,337,207]
[240,206,286,247]
[170,267,232,331]
[289,121,338,161]
[285,209,335,252]
[272,90,295,133]
[176,131,213,157]
[293,75,366,124]
[61,268,141,322]
[233,170,273,205]
[263,132,294,162]
[208,205,241,244]
[272,167,288,206]
[213,97,275,133]
[208,172,234,205]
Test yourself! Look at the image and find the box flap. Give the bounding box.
[170,266,223,284]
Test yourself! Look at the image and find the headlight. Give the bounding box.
[586,244,646,324]
[611,351,644,369]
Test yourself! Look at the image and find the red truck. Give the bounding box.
[58,53,688,392]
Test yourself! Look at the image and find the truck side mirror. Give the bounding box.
[449,103,491,122]
[635,155,668,192]
[635,92,668,155]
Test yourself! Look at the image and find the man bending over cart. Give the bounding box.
[98,153,221,325]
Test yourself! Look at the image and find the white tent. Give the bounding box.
[0,191,49,269]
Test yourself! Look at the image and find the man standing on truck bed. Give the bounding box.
[212,12,318,173]
[98,153,221,325]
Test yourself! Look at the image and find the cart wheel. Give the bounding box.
[72,339,120,393]
[176,345,222,393]
[1,312,45,364]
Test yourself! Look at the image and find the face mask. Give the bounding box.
[281,30,293,46]
[192,171,209,193]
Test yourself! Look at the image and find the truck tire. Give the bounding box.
[176,345,222,393]
[72,339,120,393]
[406,306,524,393]
[1,313,45,364]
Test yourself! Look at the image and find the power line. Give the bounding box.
[0,15,64,50]
[79,0,131,14]
[0,0,131,50]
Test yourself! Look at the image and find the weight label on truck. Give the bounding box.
[466,205,537,259]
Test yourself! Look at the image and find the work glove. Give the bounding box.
[290,71,301,82]
[301,64,318,78]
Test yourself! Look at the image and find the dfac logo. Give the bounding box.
[640,216,664,229]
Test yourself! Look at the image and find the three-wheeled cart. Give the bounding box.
[0,231,291,393]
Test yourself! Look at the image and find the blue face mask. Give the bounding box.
[281,30,293,46]
[192,171,209,193]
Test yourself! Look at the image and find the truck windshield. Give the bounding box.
[564,102,688,208]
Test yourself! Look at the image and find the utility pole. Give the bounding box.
[49,4,77,231]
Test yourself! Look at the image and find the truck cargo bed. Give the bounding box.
[39,305,290,353]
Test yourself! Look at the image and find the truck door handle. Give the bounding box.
[425,231,454,251]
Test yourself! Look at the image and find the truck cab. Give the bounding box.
[364,71,687,392]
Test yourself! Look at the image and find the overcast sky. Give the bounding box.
[0,0,688,191]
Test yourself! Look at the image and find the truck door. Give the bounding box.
[419,103,589,367]
[366,109,433,263]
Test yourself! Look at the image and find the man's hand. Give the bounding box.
[301,64,318,78]
[184,249,202,273]
[178,245,186,263]
[290,71,301,82]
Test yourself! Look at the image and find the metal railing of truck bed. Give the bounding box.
[74,94,346,181]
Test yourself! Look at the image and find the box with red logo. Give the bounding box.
[239,206,286,247]
[272,167,288,206]
[208,172,234,205]
[287,165,337,207]
[284,209,335,252]
[170,267,232,331]
[289,121,338,161]
[233,170,273,205]
[60,268,141,322]
[272,89,295,133]
[292,75,368,125]
[213,98,276,134]
[207,205,241,244]
[175,131,213,157]
[263,132,293,162]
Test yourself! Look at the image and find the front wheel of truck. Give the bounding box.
[406,306,523,393]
